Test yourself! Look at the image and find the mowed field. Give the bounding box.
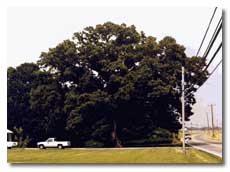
[8,147,222,163]
[204,130,222,142]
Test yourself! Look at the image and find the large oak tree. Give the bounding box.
[8,22,208,147]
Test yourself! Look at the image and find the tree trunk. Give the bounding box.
[111,120,122,147]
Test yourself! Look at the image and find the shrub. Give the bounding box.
[149,128,173,144]
[85,140,104,147]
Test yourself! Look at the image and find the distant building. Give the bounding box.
[7,129,13,141]
[7,129,18,148]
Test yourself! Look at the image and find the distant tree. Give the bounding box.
[8,63,66,145]
[7,63,39,132]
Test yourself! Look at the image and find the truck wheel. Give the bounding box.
[39,145,45,149]
[58,144,63,149]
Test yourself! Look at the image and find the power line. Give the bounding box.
[184,11,221,95]
[196,7,217,57]
[209,58,222,76]
[184,42,222,96]
[203,42,222,72]
[202,16,222,59]
[185,58,222,97]
[202,18,222,59]
[200,59,222,89]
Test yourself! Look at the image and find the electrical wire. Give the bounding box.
[185,58,222,98]
[202,18,222,59]
[196,7,217,57]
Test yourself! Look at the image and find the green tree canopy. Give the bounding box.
[8,22,208,147]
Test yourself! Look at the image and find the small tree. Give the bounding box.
[13,127,31,148]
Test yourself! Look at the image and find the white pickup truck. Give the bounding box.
[7,141,18,149]
[37,138,71,149]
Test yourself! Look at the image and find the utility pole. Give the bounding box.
[208,104,216,137]
[190,122,192,134]
[206,112,210,133]
[181,66,185,153]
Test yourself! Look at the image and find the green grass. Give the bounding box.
[204,129,222,142]
[8,147,222,163]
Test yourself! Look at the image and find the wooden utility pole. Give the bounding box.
[206,112,210,133]
[190,122,192,134]
[208,104,216,137]
[181,66,185,153]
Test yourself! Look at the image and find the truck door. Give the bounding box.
[47,138,53,147]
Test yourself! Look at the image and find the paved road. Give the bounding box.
[189,133,222,157]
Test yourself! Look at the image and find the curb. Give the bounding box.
[188,144,222,158]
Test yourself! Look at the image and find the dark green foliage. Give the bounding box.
[8,63,66,146]
[7,22,208,147]
[124,128,173,146]
[149,128,173,144]
[8,63,40,145]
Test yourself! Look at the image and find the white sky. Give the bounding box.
[7,6,222,127]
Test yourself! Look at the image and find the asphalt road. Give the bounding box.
[189,133,222,157]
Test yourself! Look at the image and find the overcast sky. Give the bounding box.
[7,6,222,127]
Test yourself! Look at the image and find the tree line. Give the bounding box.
[7,22,208,147]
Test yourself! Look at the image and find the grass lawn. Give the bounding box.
[204,129,222,142]
[8,147,222,163]
[190,129,222,142]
